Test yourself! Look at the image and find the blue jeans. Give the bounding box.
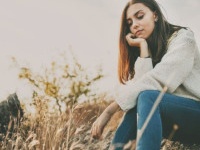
[111,90,200,150]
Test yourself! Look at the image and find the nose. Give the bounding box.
[131,21,139,29]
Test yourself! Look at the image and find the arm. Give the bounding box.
[91,101,120,139]
[126,33,153,80]
[134,57,153,80]
[116,29,197,111]
[126,33,150,58]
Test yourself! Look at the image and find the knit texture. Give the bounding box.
[115,28,200,111]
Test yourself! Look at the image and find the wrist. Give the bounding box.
[140,41,149,58]
[104,110,113,118]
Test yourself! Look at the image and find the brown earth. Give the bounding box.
[72,101,200,150]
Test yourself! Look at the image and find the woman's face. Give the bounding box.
[126,3,157,39]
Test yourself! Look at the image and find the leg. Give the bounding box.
[137,90,200,150]
[111,107,137,150]
[137,90,162,150]
[159,93,200,144]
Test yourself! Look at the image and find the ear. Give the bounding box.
[154,12,158,22]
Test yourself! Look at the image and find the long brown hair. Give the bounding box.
[118,0,184,84]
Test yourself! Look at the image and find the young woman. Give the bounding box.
[91,0,200,149]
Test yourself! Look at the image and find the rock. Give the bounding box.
[0,93,23,137]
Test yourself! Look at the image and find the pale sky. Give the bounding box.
[0,0,200,101]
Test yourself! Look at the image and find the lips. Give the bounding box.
[135,30,143,36]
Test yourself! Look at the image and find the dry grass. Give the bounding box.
[0,100,199,150]
[0,100,115,150]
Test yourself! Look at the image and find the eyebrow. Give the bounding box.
[127,10,143,20]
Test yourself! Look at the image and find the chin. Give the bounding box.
[137,35,147,39]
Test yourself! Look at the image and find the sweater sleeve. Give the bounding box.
[115,29,196,111]
[134,57,153,80]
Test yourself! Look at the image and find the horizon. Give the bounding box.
[0,0,199,103]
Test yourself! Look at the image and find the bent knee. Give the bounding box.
[137,90,160,105]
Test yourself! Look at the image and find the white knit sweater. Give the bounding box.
[115,28,200,111]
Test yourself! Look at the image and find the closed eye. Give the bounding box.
[137,15,144,20]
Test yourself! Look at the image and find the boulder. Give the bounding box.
[0,93,23,136]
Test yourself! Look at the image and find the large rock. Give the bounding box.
[0,93,23,136]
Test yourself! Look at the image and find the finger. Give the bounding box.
[91,125,97,137]
[91,128,94,137]
[126,33,135,39]
[96,126,103,139]
[96,126,100,137]
[126,33,131,40]
[94,125,99,138]
[93,126,100,139]
[126,35,135,45]
[91,125,96,135]
[99,135,103,140]
[91,130,97,139]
